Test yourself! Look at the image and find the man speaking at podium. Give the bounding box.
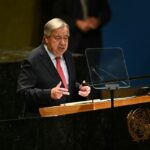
[17,18,91,115]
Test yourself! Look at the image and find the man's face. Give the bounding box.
[45,26,69,57]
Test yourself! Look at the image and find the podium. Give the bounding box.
[0,96,150,150]
[38,95,150,150]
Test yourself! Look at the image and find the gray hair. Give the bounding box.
[43,18,70,36]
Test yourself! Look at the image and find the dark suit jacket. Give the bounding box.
[17,44,79,113]
[51,0,111,53]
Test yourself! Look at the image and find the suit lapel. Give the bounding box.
[39,45,60,79]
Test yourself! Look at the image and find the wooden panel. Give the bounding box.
[39,95,150,117]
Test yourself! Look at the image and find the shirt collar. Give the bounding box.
[44,44,63,60]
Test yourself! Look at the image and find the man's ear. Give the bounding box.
[43,36,49,44]
[45,38,48,44]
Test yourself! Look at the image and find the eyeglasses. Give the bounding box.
[49,35,69,42]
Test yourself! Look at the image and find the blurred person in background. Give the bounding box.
[51,0,111,54]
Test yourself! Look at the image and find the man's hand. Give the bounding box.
[76,19,91,32]
[78,81,91,97]
[51,82,70,100]
[87,17,100,29]
[76,17,100,32]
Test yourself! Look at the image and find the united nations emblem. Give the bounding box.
[127,108,150,142]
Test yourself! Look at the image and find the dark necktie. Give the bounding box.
[80,0,88,19]
[55,57,67,88]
